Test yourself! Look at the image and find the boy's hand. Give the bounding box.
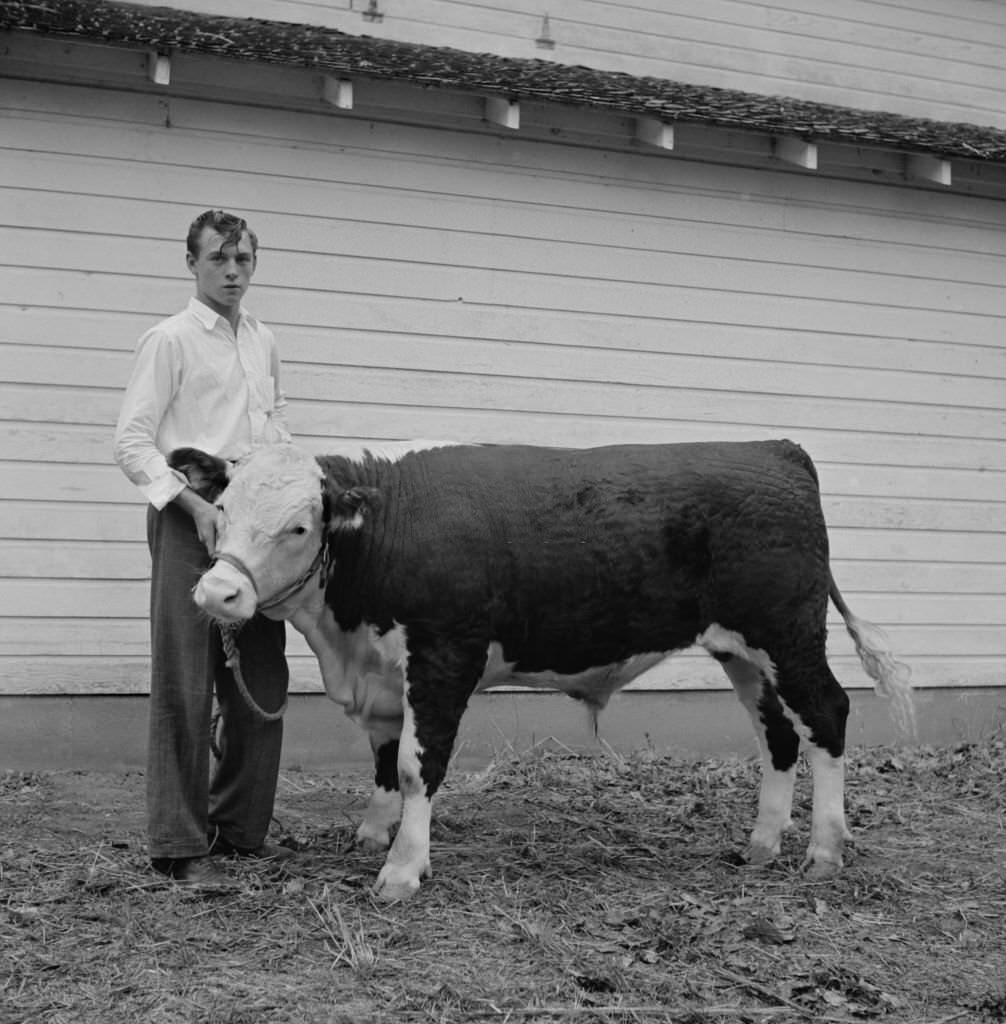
[190,500,219,555]
[174,488,219,555]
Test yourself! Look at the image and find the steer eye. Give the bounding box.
[292,525,307,536]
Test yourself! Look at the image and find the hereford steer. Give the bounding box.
[170,440,913,901]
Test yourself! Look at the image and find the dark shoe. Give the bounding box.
[153,855,239,890]
[208,835,295,862]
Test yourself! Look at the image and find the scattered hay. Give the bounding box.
[2,734,1004,1024]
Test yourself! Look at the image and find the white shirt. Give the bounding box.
[113,297,292,509]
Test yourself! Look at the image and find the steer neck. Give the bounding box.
[287,582,330,646]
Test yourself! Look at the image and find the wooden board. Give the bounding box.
[1,650,1001,696]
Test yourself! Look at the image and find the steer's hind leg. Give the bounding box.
[717,653,799,866]
[772,651,852,879]
[373,641,480,901]
[356,728,402,853]
[801,739,851,880]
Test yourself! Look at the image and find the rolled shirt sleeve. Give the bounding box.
[113,326,190,510]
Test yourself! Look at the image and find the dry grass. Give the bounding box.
[2,731,1004,1024]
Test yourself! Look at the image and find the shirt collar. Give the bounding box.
[187,296,253,331]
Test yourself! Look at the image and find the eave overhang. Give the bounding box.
[2,0,1006,165]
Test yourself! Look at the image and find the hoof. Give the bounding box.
[802,828,846,880]
[801,855,842,881]
[372,861,428,902]
[355,825,391,853]
[746,841,780,867]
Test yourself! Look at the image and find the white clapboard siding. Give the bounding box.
[6,340,1006,433]
[6,421,1006,503]
[2,105,1000,262]
[123,0,1006,129]
[2,648,1003,696]
[1,62,1004,699]
[5,302,1006,393]
[5,376,1006,477]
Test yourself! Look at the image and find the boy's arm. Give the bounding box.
[113,327,189,509]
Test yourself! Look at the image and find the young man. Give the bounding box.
[114,210,294,887]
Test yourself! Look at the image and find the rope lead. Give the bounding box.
[219,622,289,726]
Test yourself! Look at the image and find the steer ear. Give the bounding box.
[168,447,231,502]
[323,484,382,532]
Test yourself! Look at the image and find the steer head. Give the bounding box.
[168,443,377,624]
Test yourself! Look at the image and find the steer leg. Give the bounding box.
[802,742,851,880]
[772,651,852,879]
[373,683,434,900]
[356,730,402,853]
[373,641,479,901]
[718,654,799,866]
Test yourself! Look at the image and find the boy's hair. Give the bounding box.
[186,209,258,258]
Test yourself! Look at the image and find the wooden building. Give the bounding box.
[1,0,1004,766]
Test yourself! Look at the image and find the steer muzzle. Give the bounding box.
[193,559,258,624]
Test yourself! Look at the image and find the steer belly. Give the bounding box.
[476,642,671,707]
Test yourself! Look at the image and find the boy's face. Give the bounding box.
[187,226,256,317]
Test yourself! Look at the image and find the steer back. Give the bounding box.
[317,438,831,678]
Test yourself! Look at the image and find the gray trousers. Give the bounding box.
[146,503,288,860]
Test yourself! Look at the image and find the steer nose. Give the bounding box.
[193,569,256,623]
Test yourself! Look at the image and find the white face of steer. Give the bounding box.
[194,445,326,623]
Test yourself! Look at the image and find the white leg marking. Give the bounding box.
[719,654,795,866]
[802,744,849,879]
[769,692,849,878]
[373,686,432,901]
[702,623,850,877]
[356,784,402,852]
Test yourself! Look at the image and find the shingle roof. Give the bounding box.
[4,0,1006,163]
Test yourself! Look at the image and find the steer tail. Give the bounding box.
[829,572,916,739]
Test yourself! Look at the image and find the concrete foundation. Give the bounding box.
[2,688,1003,772]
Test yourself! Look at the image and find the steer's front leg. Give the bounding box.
[372,642,479,900]
[373,687,432,900]
[356,734,402,852]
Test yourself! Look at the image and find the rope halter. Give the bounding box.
[210,540,330,613]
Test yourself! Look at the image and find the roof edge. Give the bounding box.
[3,0,1006,163]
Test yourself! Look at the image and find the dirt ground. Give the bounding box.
[2,737,1004,1024]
